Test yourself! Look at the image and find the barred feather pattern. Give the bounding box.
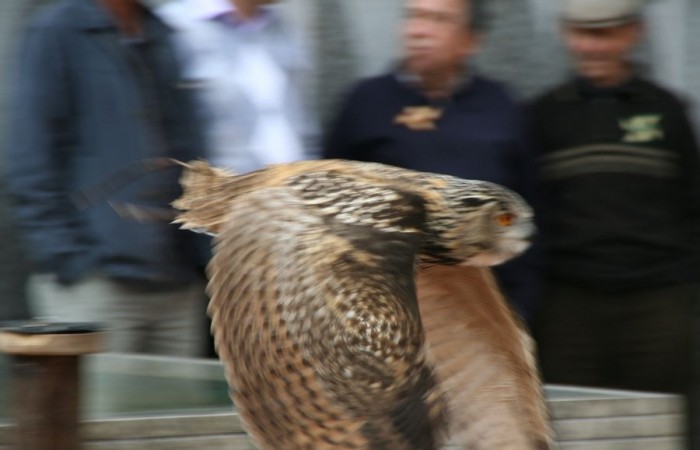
[208,189,447,449]
[172,159,533,267]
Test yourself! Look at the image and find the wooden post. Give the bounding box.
[0,322,105,450]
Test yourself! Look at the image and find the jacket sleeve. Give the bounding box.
[5,21,91,274]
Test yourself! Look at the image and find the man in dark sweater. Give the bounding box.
[530,0,700,406]
[324,0,540,323]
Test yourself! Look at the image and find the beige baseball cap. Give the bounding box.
[561,0,646,28]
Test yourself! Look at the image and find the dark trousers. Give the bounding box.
[533,281,695,394]
[691,299,700,450]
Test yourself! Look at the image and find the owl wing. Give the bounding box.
[207,187,447,450]
[416,265,553,450]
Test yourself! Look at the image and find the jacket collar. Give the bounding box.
[74,0,172,37]
[393,62,475,100]
[74,0,120,30]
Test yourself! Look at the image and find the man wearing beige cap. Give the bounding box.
[558,0,646,87]
[530,0,700,438]
[562,0,643,28]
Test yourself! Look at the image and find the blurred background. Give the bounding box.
[0,0,698,320]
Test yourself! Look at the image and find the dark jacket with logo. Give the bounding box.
[530,77,700,291]
[7,0,204,285]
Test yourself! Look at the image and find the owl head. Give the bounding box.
[418,177,535,267]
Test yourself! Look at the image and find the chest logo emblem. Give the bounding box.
[394,106,443,131]
[619,114,664,143]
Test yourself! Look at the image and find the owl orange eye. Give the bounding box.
[496,212,516,227]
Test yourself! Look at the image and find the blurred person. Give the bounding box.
[324,0,541,323]
[530,0,700,401]
[153,0,318,173]
[5,0,207,356]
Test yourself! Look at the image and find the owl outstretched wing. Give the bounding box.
[206,186,448,450]
[416,264,553,450]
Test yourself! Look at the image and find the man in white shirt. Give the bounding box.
[155,0,318,173]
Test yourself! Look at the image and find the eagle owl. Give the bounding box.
[172,159,553,450]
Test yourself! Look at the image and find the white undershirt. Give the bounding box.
[232,40,304,166]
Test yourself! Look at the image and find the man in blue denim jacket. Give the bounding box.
[6,0,206,356]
